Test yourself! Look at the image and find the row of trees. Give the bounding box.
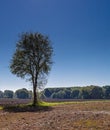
[0,88,32,99]
[43,85,110,99]
[1,85,110,99]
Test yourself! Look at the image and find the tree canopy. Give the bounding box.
[15,88,30,99]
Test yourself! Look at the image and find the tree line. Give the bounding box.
[42,85,110,99]
[0,85,110,99]
[0,88,32,99]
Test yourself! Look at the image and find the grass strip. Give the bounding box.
[0,106,3,110]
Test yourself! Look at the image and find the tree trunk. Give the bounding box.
[33,84,38,106]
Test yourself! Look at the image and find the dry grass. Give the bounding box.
[0,100,110,130]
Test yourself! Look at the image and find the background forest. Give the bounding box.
[0,85,110,99]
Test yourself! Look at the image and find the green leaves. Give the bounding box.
[10,32,53,81]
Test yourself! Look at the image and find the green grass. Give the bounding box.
[38,100,110,107]
[0,106,3,110]
[38,101,61,106]
[37,101,84,106]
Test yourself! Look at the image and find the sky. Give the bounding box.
[0,0,110,91]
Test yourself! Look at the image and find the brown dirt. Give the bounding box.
[0,101,110,130]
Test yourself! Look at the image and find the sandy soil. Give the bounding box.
[0,101,110,130]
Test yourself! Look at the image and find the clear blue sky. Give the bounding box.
[0,0,110,91]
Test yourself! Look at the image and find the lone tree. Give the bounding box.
[10,32,53,106]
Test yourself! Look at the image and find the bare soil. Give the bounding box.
[0,101,110,130]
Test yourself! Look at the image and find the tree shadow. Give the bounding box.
[3,104,53,113]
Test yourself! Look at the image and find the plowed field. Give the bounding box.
[0,101,110,130]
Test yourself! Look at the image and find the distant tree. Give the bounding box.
[10,32,53,106]
[103,86,110,99]
[4,90,14,98]
[0,91,4,98]
[51,92,58,99]
[15,88,29,99]
[44,88,54,98]
[57,90,66,99]
[80,87,91,99]
[64,89,71,99]
[81,89,90,99]
[90,86,103,99]
[71,89,80,99]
